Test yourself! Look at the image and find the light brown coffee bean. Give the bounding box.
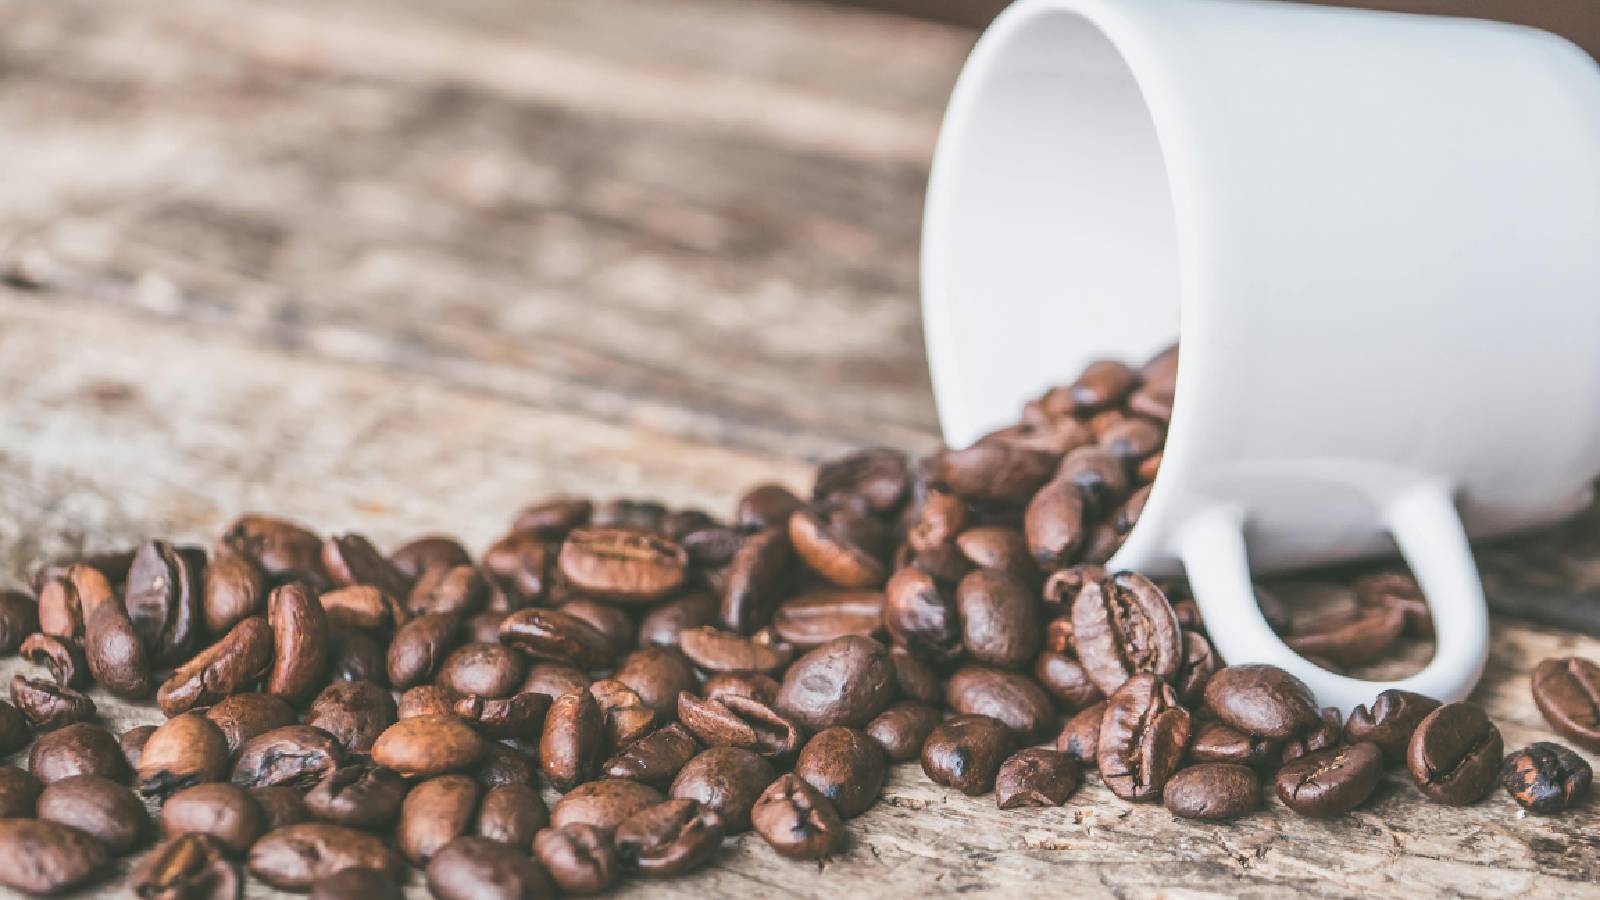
[157,617,274,717]
[957,568,1042,669]
[0,766,43,818]
[247,823,401,891]
[203,693,296,756]
[614,646,700,721]
[994,748,1081,809]
[921,714,1015,796]
[370,715,485,779]
[719,528,794,635]
[603,723,703,785]
[230,725,344,791]
[474,783,548,847]
[218,514,325,585]
[304,763,408,830]
[32,722,129,785]
[558,527,688,603]
[11,675,95,730]
[679,626,794,675]
[132,833,242,900]
[677,693,803,762]
[533,823,618,895]
[307,681,397,754]
[37,774,147,854]
[426,835,554,900]
[552,778,664,831]
[945,665,1056,740]
[498,607,615,670]
[318,585,406,634]
[398,775,479,866]
[0,818,111,894]
[540,690,604,792]
[386,613,462,689]
[776,635,896,730]
[160,782,265,856]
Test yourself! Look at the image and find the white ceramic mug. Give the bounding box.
[921,0,1600,710]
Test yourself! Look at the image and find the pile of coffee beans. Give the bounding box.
[0,345,1590,897]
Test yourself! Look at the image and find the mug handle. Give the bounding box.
[1177,481,1489,712]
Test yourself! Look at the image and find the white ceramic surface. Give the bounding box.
[921,0,1600,710]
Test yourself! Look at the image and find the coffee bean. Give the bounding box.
[613,646,699,721]
[137,714,228,797]
[11,674,95,730]
[719,528,794,635]
[249,786,308,832]
[540,689,604,792]
[0,817,111,894]
[161,782,265,855]
[1071,571,1181,696]
[733,483,800,532]
[1253,585,1293,635]
[678,692,803,762]
[263,583,329,703]
[560,599,634,654]
[473,743,538,790]
[1032,651,1103,713]
[905,483,967,555]
[434,642,525,700]
[1069,359,1138,409]
[1501,742,1592,813]
[1055,701,1106,765]
[322,533,409,599]
[218,514,325,585]
[132,833,242,900]
[1043,567,1104,617]
[1285,604,1404,668]
[789,503,888,589]
[814,447,911,513]
[37,774,147,854]
[124,539,204,664]
[1343,690,1441,762]
[1098,674,1191,801]
[679,626,794,676]
[398,774,479,866]
[882,566,961,663]
[604,723,703,785]
[1098,417,1164,464]
[1189,721,1280,769]
[865,701,942,763]
[751,773,844,860]
[511,497,594,539]
[994,748,1080,809]
[1531,657,1600,751]
[463,611,510,645]
[1056,447,1131,516]
[386,612,463,689]
[614,799,725,876]
[533,823,618,894]
[552,778,665,831]
[1023,478,1086,570]
[592,498,669,532]
[157,617,274,717]
[118,725,155,771]
[1407,702,1503,804]
[954,527,1037,585]
[638,590,719,648]
[921,714,1014,796]
[775,635,896,731]
[399,685,459,719]
[1354,570,1432,638]
[247,822,401,891]
[481,530,552,608]
[36,576,84,643]
[703,672,780,706]
[309,865,403,900]
[203,693,296,756]
[1174,631,1219,706]
[945,665,1056,740]
[928,444,1056,506]
[0,590,39,654]
[771,587,885,649]
[474,783,548,846]
[0,767,42,818]
[408,565,487,618]
[307,680,397,753]
[318,585,407,634]
[231,725,343,791]
[557,527,687,604]
[497,607,614,670]
[1280,707,1342,765]
[321,629,390,686]
[669,747,774,832]
[426,835,554,900]
[452,692,550,740]
[1276,742,1383,817]
[1112,485,1150,535]
[20,633,88,690]
[793,727,883,818]
[202,552,266,636]
[1203,665,1321,740]
[1164,763,1262,821]
[304,763,408,829]
[32,722,130,785]
[0,701,28,755]
[370,715,484,779]
[956,568,1042,669]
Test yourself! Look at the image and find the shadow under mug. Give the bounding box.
[921,0,1600,709]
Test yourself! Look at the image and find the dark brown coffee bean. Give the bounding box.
[370,715,484,779]
[541,689,604,792]
[318,585,406,634]
[304,763,407,829]
[398,774,479,865]
[792,727,883,818]
[882,565,961,663]
[789,504,888,589]
[511,497,594,539]
[921,714,1014,796]
[19,633,87,690]
[132,833,242,900]
[0,590,39,654]
[703,672,780,706]
[33,722,130,785]
[138,714,228,797]
[928,444,1056,505]
[533,823,618,895]
[481,531,552,608]
[751,773,843,860]
[590,679,656,751]
[249,786,308,832]
[1055,700,1106,765]
[679,626,794,676]
[637,590,718,648]
[865,701,941,763]
[613,647,699,721]
[1279,707,1343,764]
[203,693,295,756]
[560,598,635,654]
[1501,742,1592,813]
[1070,359,1138,409]
[426,835,553,900]
[37,773,147,854]
[161,782,265,855]
[678,693,803,762]
[0,766,43,818]
[1098,674,1191,801]
[775,635,896,731]
[615,799,725,876]
[386,613,462,689]
[1189,721,1280,769]
[125,539,203,664]
[814,447,910,512]
[11,674,95,730]
[408,565,487,618]
[994,748,1080,809]
[1071,571,1182,696]
[231,725,344,791]
[771,587,885,649]
[307,681,397,753]
[557,528,687,604]
[1098,417,1164,463]
[322,533,409,600]
[1407,702,1503,804]
[203,553,265,636]
[473,743,538,790]
[1055,447,1131,516]
[435,642,525,700]
[1023,479,1086,570]
[0,701,27,755]
[1034,651,1103,711]
[158,617,274,717]
[669,746,773,832]
[680,525,747,569]
[1203,665,1321,740]
[1285,604,1404,668]
[719,527,794,635]
[1164,763,1262,821]
[519,664,591,704]
[263,583,329,703]
[603,723,703,785]
[957,568,1042,669]
[552,778,664,831]
[1531,657,1600,751]
[1343,689,1441,762]
[1174,630,1218,706]
[1354,570,1432,638]
[945,665,1056,740]
[309,865,402,900]
[0,817,111,894]
[475,783,548,846]
[879,650,934,708]
[1276,742,1383,817]
[452,692,551,740]
[218,514,325,585]
[497,607,614,670]
[247,822,401,891]
[954,527,1037,585]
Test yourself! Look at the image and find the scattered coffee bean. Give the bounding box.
[1276,742,1383,817]
[679,626,794,676]
[1189,720,1279,769]
[670,746,774,832]
[604,722,703,785]
[922,714,1015,796]
[776,635,896,730]
[32,722,130,785]
[678,693,803,761]
[866,700,942,763]
[552,778,665,831]
[1071,571,1182,695]
[203,692,296,755]
[474,783,548,846]
[203,552,267,636]
[719,528,794,635]
[249,786,308,832]
[37,773,147,854]
[533,823,618,895]
[793,727,884,818]
[590,679,656,750]
[994,748,1080,808]
[1531,657,1600,751]
[1501,742,1592,813]
[1165,763,1262,821]
[498,607,615,670]
[0,766,43,818]
[1407,702,1503,804]
[398,774,480,866]
[309,865,403,900]
[386,613,462,689]
[752,773,844,859]
[305,762,408,829]
[1055,701,1106,765]
[307,680,398,753]
[613,646,700,721]
[1354,571,1432,638]
[614,799,725,876]
[161,782,265,855]
[133,833,242,900]
[0,817,111,894]
[1344,689,1441,762]
[1286,604,1405,668]
[945,665,1056,740]
[426,835,554,900]
[0,590,39,654]
[231,725,344,790]
[1203,665,1320,740]
[1098,674,1191,801]
[158,617,274,716]
[11,674,95,730]
[540,690,604,792]
[370,715,484,779]
[559,528,688,603]
[20,633,88,690]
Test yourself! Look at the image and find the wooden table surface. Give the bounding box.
[0,0,1596,896]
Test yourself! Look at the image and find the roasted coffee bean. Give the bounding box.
[125,540,203,664]
[637,590,719,648]
[203,552,266,636]
[541,690,604,792]
[882,566,961,663]
[1055,701,1106,765]
[1285,604,1404,668]
[1501,742,1592,813]
[736,483,803,531]
[0,590,39,654]
[408,565,486,618]
[1407,702,1503,804]
[521,662,592,701]
[1069,359,1138,408]
[138,714,228,797]
[900,542,973,584]
[558,527,687,603]
[615,799,725,876]
[219,514,324,585]
[1190,721,1280,769]
[304,763,407,829]
[1203,665,1321,740]
[1252,585,1293,635]
[203,693,295,756]
[1098,674,1191,801]
[158,617,274,717]
[307,680,397,753]
[789,503,888,589]
[481,531,551,607]
[954,527,1037,585]
[1023,479,1086,570]
[386,613,462,689]
[1344,689,1441,762]
[1071,571,1181,695]
[309,865,402,900]
[399,685,459,719]
[1164,763,1262,821]
[11,674,95,730]
[0,818,111,894]
[1354,570,1432,638]
[956,568,1042,669]
[533,823,618,895]
[161,783,265,855]
[921,714,1014,796]
[1171,598,1204,633]
[679,626,794,675]
[132,833,242,900]
[680,526,747,569]
[703,672,780,706]
[398,775,479,865]
[247,822,401,891]
[604,722,702,785]
[1098,417,1164,463]
[435,642,525,700]
[669,746,774,832]
[37,575,86,642]
[927,444,1056,505]
[945,665,1056,740]
[497,607,614,670]
[906,483,968,554]
[322,533,409,600]
[20,633,88,689]
[1056,447,1131,516]
[552,778,664,831]
[614,646,699,721]
[814,447,910,513]
[119,725,155,770]
[559,599,634,654]
[325,628,389,686]
[1531,657,1600,751]
[231,725,344,790]
[865,701,942,763]
[994,748,1080,809]
[776,635,896,731]
[1034,651,1103,711]
[264,583,329,703]
[884,647,938,705]
[511,497,594,539]
[591,498,669,532]
[463,611,510,645]
[453,692,551,740]
[1276,742,1383,817]
[473,743,539,790]
[1280,707,1343,764]
[1043,566,1105,616]
[1174,631,1219,706]
[317,585,406,634]
[0,766,43,818]
[792,727,883,818]
[37,774,147,854]
[719,528,794,634]
[33,722,130,784]
[751,773,844,860]
[590,679,656,750]
[678,693,803,761]
[425,835,553,900]
[771,587,885,649]
[370,715,484,779]
[474,783,548,846]
[249,786,308,832]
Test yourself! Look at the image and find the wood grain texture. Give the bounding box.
[0,0,1596,897]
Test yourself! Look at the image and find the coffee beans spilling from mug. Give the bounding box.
[0,345,1590,896]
